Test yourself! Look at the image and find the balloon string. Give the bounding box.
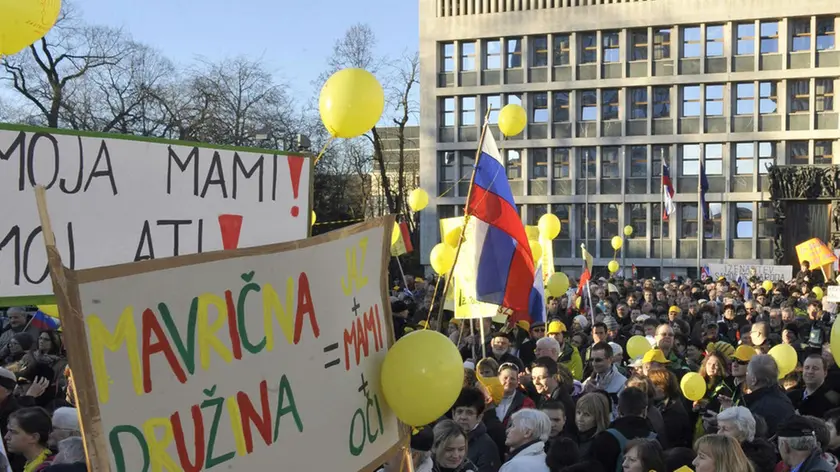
[312,136,336,166]
[423,275,443,329]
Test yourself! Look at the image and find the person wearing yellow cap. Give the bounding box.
[727,345,757,408]
[641,349,670,376]
[667,305,682,322]
[547,320,583,381]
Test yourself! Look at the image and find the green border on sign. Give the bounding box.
[0,123,316,308]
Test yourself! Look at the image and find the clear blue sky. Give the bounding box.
[73,0,419,99]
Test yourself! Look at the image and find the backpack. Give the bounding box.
[606,428,657,472]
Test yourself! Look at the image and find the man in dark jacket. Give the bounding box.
[588,387,659,472]
[778,415,836,472]
[451,387,501,472]
[789,354,840,417]
[745,354,796,436]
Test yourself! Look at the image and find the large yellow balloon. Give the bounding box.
[813,286,824,301]
[762,280,774,292]
[611,236,623,250]
[769,344,797,378]
[831,320,840,367]
[680,372,707,401]
[529,241,542,263]
[0,0,61,56]
[430,243,456,274]
[381,330,463,426]
[319,68,384,138]
[624,225,634,237]
[498,104,526,137]
[607,260,619,273]
[538,214,561,240]
[444,227,463,248]
[626,335,652,359]
[408,188,429,212]
[546,272,569,297]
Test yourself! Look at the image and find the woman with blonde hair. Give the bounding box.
[575,392,611,456]
[693,434,755,472]
[431,419,477,472]
[698,351,735,413]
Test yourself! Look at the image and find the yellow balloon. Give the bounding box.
[498,104,527,137]
[311,211,317,226]
[36,305,59,318]
[408,188,429,212]
[546,272,569,296]
[318,68,384,138]
[626,335,652,360]
[381,330,463,426]
[391,223,402,245]
[530,241,542,263]
[538,214,561,240]
[430,243,456,274]
[0,0,61,56]
[575,297,581,309]
[831,320,840,367]
[813,286,824,301]
[680,372,707,401]
[611,236,623,250]
[477,375,505,405]
[444,227,463,248]
[607,260,619,273]
[769,343,797,378]
[762,280,774,292]
[624,225,634,237]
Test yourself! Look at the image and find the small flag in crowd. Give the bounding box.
[631,264,638,279]
[662,161,676,220]
[31,310,59,330]
[577,244,593,297]
[738,276,752,301]
[390,221,414,256]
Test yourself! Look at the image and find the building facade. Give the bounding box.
[368,126,421,216]
[418,0,840,278]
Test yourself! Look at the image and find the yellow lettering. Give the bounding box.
[196,294,233,370]
[341,237,369,295]
[87,308,143,404]
[143,417,180,472]
[262,278,295,351]
[226,396,247,456]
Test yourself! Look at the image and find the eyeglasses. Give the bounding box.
[734,359,749,366]
[532,327,545,332]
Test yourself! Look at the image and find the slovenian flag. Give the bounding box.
[662,161,676,220]
[465,130,538,323]
[528,263,547,323]
[31,310,59,331]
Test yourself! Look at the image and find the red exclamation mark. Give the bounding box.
[288,156,304,217]
[218,214,243,250]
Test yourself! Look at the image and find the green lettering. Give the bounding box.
[158,300,197,375]
[110,425,150,472]
[273,374,303,441]
[237,279,265,354]
[349,408,365,456]
[201,395,235,468]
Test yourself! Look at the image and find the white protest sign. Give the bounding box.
[826,286,840,303]
[62,218,402,472]
[0,126,311,299]
[707,263,793,282]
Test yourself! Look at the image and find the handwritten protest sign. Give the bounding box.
[0,125,311,301]
[707,263,793,282]
[54,218,403,472]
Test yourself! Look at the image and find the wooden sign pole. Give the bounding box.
[34,186,111,472]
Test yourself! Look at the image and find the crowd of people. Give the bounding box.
[385,264,840,472]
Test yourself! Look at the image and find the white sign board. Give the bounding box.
[826,286,840,303]
[66,219,402,472]
[0,127,311,299]
[707,263,793,282]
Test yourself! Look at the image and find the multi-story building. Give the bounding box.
[418,0,840,278]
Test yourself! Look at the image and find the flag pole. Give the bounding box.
[697,154,703,278]
[435,109,493,329]
[659,152,664,279]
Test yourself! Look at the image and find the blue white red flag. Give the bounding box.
[528,263,547,323]
[31,310,59,330]
[662,162,676,220]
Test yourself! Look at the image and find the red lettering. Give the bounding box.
[293,272,320,343]
[141,308,187,393]
[237,380,273,453]
[355,317,369,358]
[374,304,384,346]
[363,307,381,352]
[343,323,356,371]
[171,405,206,472]
[225,290,243,360]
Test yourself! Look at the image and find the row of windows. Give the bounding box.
[440,16,837,72]
[439,79,836,126]
[438,141,835,182]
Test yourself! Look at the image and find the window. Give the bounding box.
[653,203,670,238]
[460,96,476,126]
[460,152,474,183]
[705,203,722,239]
[759,81,778,114]
[580,32,597,63]
[507,94,522,106]
[706,25,724,57]
[506,149,522,178]
[789,80,810,113]
[629,146,647,177]
[760,21,779,53]
[759,142,775,173]
[602,147,620,178]
[554,34,571,65]
[705,84,724,116]
[555,205,571,239]
[817,17,836,51]
[461,42,476,71]
[735,142,755,175]
[579,147,596,178]
[681,144,701,175]
[629,203,647,237]
[553,92,570,122]
[442,97,455,126]
[531,148,548,178]
[736,83,755,115]
[577,204,597,241]
[580,90,597,121]
[653,86,671,118]
[683,26,701,58]
[681,204,698,238]
[817,79,834,112]
[682,85,701,117]
[485,40,501,69]
[758,202,774,238]
[654,27,671,59]
[602,89,619,120]
[442,43,455,72]
[527,205,548,225]
[815,141,834,165]
[553,148,570,178]
[602,204,619,237]
[485,95,501,123]
[532,35,549,66]
[791,18,811,52]
[603,31,620,63]
[439,152,455,182]
[789,141,809,165]
[532,92,549,123]
[631,29,648,61]
[736,23,756,55]
[507,38,523,68]
[630,88,648,119]
[734,203,753,238]
[705,143,723,175]
[652,145,670,177]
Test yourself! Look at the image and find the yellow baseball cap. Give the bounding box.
[547,320,567,335]
[706,341,735,359]
[642,349,670,364]
[733,345,757,362]
[517,320,530,331]
[669,305,681,313]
